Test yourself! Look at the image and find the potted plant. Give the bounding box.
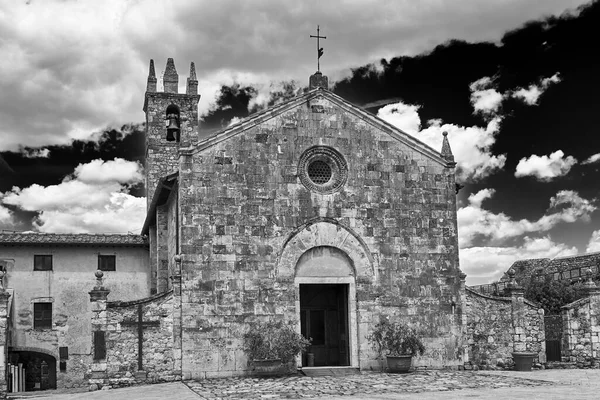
[367,315,425,373]
[244,320,311,375]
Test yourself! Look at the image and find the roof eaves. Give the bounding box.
[141,172,178,235]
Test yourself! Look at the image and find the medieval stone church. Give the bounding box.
[0,57,469,390]
[129,58,465,380]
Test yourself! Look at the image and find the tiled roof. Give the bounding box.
[0,232,148,246]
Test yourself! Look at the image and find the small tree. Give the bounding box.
[525,275,587,315]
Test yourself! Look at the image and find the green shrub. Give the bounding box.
[244,320,311,362]
[367,315,425,357]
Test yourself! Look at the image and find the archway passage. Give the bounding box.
[8,351,57,392]
[300,284,349,367]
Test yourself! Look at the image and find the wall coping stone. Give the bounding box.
[561,296,591,310]
[465,287,511,303]
[108,289,173,308]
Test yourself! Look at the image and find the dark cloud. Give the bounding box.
[0,124,145,196]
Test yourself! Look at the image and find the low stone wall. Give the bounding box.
[514,298,545,358]
[465,288,513,367]
[561,294,600,367]
[88,290,179,389]
[465,287,545,369]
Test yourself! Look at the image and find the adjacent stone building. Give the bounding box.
[0,233,149,390]
[134,58,465,380]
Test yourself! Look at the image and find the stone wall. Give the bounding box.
[88,290,179,389]
[561,293,600,367]
[465,288,513,367]
[175,91,463,378]
[465,287,545,369]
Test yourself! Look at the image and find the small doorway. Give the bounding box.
[8,350,57,392]
[300,284,349,367]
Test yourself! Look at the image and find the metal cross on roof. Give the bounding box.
[310,25,326,72]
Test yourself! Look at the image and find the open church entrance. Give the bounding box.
[300,284,349,367]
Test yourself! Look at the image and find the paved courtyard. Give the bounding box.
[9,369,600,399]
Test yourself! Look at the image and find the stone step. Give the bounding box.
[545,361,579,369]
[300,366,361,377]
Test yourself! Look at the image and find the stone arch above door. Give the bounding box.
[277,219,376,281]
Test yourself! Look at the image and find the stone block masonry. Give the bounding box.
[176,92,464,377]
[465,285,545,369]
[561,274,600,367]
[88,289,179,389]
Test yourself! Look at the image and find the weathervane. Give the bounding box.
[310,25,326,72]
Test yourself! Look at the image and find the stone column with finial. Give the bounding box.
[0,269,11,399]
[88,270,111,390]
[582,268,600,363]
[458,272,469,365]
[171,255,183,378]
[506,269,528,353]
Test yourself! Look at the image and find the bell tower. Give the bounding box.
[143,58,200,209]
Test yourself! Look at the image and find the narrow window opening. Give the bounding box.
[98,255,116,271]
[165,104,181,142]
[34,255,53,271]
[34,303,52,329]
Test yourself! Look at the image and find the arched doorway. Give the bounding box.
[295,246,357,367]
[8,350,57,392]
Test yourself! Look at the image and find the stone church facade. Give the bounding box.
[0,58,473,393]
[136,58,465,379]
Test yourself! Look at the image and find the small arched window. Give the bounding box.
[165,104,180,142]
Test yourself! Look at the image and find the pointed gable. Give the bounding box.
[192,88,453,168]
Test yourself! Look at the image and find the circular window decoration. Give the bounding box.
[298,146,347,194]
[308,160,332,184]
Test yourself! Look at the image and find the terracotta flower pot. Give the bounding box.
[386,355,413,373]
[252,359,283,376]
[512,352,536,371]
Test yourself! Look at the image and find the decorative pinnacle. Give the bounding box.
[189,62,197,81]
[441,131,455,163]
[146,59,157,92]
[163,58,179,93]
[583,268,597,290]
[186,62,198,95]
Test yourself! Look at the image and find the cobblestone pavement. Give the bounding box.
[12,369,600,399]
[184,370,556,399]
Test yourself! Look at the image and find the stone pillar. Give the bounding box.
[459,272,469,364]
[506,269,528,353]
[0,270,10,399]
[88,270,110,389]
[156,205,169,293]
[582,269,600,363]
[171,255,183,380]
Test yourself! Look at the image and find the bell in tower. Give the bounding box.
[165,104,180,142]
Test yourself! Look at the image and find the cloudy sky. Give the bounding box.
[1,0,599,284]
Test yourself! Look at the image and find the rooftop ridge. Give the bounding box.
[0,232,148,246]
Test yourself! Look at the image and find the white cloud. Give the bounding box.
[21,148,50,158]
[378,102,506,182]
[469,77,503,115]
[1,159,145,233]
[458,189,596,247]
[0,0,586,150]
[0,203,15,229]
[461,236,578,285]
[511,73,561,105]
[74,158,143,185]
[377,103,422,134]
[586,230,600,253]
[582,153,600,165]
[514,150,577,181]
